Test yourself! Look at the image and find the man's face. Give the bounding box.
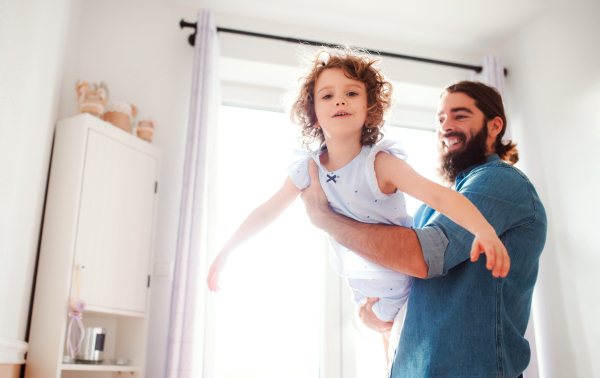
[436,91,489,154]
[436,91,491,183]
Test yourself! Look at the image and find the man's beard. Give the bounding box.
[438,123,489,185]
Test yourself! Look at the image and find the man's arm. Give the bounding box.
[301,160,429,279]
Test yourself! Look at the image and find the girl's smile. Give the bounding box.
[333,111,352,118]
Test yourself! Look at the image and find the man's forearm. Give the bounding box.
[301,159,428,278]
[319,209,428,279]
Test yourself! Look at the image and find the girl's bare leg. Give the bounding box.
[382,333,390,367]
[382,329,391,369]
[356,299,394,370]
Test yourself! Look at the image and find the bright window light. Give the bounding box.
[353,124,438,378]
[214,106,320,378]
[386,125,439,213]
[212,105,437,378]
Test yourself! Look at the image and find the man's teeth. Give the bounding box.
[335,112,348,116]
[445,139,460,146]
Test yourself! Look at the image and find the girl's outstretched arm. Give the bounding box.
[207,177,302,292]
[374,152,510,278]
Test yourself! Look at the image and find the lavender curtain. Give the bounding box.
[165,9,220,377]
[472,55,539,378]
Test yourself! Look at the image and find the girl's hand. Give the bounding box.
[470,230,510,277]
[207,252,229,292]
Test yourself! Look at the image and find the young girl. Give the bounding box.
[207,48,509,369]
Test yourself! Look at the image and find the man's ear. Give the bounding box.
[313,121,321,129]
[487,116,503,139]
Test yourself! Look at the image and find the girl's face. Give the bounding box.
[313,68,368,143]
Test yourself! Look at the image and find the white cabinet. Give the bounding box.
[74,130,156,314]
[25,114,160,378]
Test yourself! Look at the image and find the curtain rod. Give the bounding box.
[180,19,508,76]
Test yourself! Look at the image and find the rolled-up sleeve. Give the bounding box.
[414,226,448,278]
[415,164,535,278]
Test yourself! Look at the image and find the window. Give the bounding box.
[212,105,437,377]
[213,106,320,378]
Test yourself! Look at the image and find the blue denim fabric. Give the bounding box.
[390,155,547,378]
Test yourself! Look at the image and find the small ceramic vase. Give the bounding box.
[136,118,156,142]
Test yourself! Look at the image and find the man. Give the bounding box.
[301,81,547,377]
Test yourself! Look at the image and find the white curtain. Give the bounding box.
[472,55,538,378]
[470,55,511,142]
[165,9,220,378]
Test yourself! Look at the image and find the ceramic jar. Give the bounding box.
[102,101,137,133]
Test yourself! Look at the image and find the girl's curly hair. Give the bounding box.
[290,47,393,151]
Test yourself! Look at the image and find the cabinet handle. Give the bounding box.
[147,275,151,288]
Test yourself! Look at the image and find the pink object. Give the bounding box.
[66,299,86,359]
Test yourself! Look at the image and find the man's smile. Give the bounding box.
[443,136,464,151]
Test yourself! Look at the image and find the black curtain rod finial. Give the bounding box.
[179,19,197,30]
[180,19,197,46]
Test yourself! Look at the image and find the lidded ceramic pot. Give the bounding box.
[102,101,137,133]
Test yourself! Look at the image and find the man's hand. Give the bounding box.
[301,159,332,230]
[358,297,394,336]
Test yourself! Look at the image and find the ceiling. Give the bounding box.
[171,0,548,53]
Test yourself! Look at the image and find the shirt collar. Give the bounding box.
[456,154,500,183]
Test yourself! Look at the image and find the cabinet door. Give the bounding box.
[74,130,157,313]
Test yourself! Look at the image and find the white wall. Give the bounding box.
[500,4,600,377]
[0,0,75,363]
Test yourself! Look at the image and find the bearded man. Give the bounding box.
[301,81,547,377]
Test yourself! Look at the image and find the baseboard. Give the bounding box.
[0,337,28,364]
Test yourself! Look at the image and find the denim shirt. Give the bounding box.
[390,155,547,378]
